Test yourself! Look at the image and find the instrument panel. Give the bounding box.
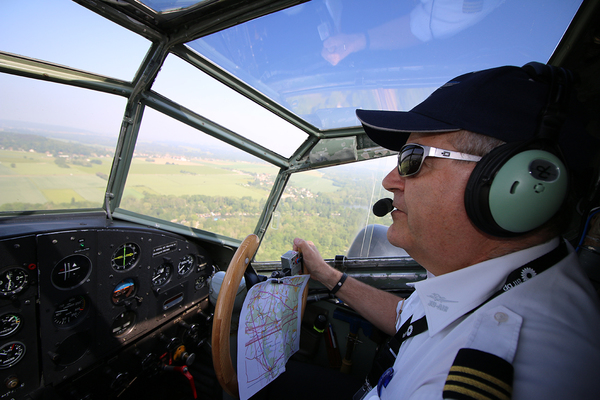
[0,218,219,399]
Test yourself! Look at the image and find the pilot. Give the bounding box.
[294,63,600,399]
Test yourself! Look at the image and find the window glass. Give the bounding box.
[189,0,582,130]
[152,55,308,158]
[0,0,150,81]
[121,108,280,240]
[255,156,400,261]
[0,74,124,211]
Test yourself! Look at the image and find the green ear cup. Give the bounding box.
[488,150,568,233]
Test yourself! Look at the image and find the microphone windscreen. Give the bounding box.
[373,198,394,217]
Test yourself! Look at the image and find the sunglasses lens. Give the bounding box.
[398,145,424,177]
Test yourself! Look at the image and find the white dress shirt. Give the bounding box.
[365,238,600,399]
[410,0,504,42]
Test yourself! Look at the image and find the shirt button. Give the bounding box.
[494,312,509,324]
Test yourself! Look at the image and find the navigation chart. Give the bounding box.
[237,275,309,400]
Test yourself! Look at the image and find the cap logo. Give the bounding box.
[440,81,460,88]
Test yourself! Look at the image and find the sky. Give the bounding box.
[0,0,147,136]
[0,0,308,158]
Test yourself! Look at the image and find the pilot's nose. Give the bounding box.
[382,166,405,193]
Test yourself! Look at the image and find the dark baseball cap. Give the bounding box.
[356,63,595,173]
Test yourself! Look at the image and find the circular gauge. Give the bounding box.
[111,311,136,336]
[0,314,22,337]
[53,295,88,327]
[51,255,92,290]
[111,243,141,272]
[0,267,29,297]
[177,255,195,277]
[55,332,90,366]
[112,278,136,305]
[151,263,172,287]
[0,341,26,369]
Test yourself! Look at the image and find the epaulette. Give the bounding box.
[443,348,513,400]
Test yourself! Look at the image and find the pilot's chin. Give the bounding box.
[386,224,406,249]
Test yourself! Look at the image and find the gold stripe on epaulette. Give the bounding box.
[449,366,513,393]
[445,375,511,400]
[443,384,492,400]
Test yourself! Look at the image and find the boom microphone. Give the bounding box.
[373,198,394,217]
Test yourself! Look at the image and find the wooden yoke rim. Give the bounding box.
[211,234,260,398]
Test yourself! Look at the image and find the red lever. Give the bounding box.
[163,365,197,399]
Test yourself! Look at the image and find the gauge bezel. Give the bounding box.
[0,341,26,369]
[111,278,137,305]
[55,331,90,366]
[111,310,136,337]
[111,242,141,272]
[151,263,173,288]
[0,313,22,337]
[177,254,196,277]
[0,267,29,297]
[53,295,90,328]
[51,254,92,290]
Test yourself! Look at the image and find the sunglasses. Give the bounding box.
[398,143,482,177]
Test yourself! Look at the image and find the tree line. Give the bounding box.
[0,132,110,157]
[1,183,387,261]
[119,183,386,260]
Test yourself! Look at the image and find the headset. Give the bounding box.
[464,62,574,237]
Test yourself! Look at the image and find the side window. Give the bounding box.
[0,74,125,212]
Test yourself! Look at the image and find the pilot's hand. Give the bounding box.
[293,238,333,283]
[321,33,367,66]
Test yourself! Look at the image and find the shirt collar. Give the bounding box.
[413,237,560,336]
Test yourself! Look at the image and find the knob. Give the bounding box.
[173,345,195,366]
[4,376,19,390]
[104,367,129,390]
[47,351,61,364]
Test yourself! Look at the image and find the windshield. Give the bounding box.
[0,0,583,261]
[256,156,400,260]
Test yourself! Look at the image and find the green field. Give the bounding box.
[0,149,338,210]
[0,149,111,207]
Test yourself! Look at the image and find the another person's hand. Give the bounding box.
[321,33,367,66]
